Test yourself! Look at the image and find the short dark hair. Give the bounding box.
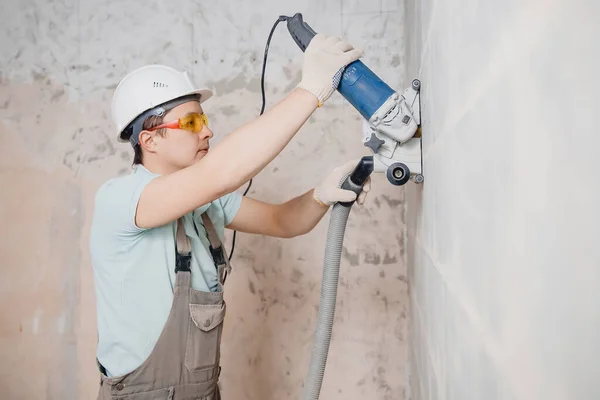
[132,115,167,165]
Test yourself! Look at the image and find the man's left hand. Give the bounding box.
[313,159,372,206]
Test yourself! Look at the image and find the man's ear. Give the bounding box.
[138,130,157,154]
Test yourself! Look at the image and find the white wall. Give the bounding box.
[404,0,600,399]
[0,1,409,399]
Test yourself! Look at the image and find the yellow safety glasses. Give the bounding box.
[149,112,209,133]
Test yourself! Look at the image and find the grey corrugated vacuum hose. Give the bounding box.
[303,202,352,400]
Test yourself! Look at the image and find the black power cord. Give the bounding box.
[228,15,289,261]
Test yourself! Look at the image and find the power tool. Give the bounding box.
[284,13,424,400]
[286,13,423,186]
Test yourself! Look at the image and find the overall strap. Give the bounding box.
[175,218,192,273]
[200,213,232,287]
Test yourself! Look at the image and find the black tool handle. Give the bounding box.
[286,13,317,52]
[339,156,374,207]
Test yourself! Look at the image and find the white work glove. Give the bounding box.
[313,160,372,206]
[298,34,363,106]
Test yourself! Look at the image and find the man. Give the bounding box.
[90,34,369,399]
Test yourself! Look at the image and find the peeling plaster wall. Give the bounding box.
[0,1,409,399]
[404,0,600,399]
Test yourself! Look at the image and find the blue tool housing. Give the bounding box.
[338,60,396,120]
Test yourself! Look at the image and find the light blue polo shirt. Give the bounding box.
[89,164,242,377]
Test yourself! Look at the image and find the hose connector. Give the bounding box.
[339,156,374,207]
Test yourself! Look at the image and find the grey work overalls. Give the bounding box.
[97,213,232,400]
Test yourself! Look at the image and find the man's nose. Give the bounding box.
[201,126,214,140]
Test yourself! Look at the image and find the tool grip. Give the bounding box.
[285,13,396,121]
[286,13,317,52]
[339,156,374,207]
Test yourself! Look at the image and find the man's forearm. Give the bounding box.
[203,88,318,192]
[274,189,329,238]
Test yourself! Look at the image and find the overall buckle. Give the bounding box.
[175,253,192,272]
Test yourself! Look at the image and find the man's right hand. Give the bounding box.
[297,34,363,106]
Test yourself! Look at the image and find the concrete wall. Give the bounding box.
[0,1,409,399]
[404,0,600,399]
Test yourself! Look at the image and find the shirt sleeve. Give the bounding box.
[94,172,158,236]
[218,190,243,226]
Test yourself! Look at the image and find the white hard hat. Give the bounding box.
[111,64,213,146]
